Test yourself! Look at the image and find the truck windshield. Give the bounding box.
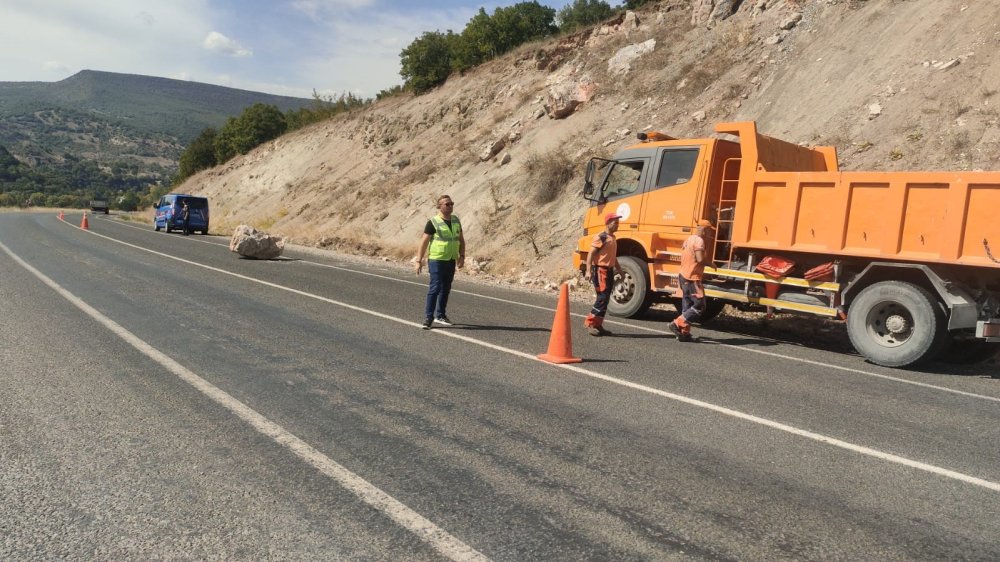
[603,161,644,199]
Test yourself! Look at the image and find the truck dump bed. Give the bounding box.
[718,122,1000,268]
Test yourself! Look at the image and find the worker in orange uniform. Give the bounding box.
[583,213,621,336]
[670,219,715,342]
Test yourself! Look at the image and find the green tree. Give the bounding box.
[177,127,218,180]
[557,0,614,32]
[622,0,655,9]
[214,103,287,163]
[400,31,455,93]
[118,191,140,212]
[457,9,498,69]
[491,1,557,53]
[0,145,26,182]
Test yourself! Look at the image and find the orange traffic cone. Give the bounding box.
[537,282,583,364]
[58,210,64,221]
[80,211,89,230]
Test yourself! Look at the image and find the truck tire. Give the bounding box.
[608,255,653,318]
[696,298,726,325]
[847,281,947,367]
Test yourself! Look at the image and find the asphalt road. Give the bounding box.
[1,211,998,561]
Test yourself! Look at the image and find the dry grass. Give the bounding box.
[524,150,576,204]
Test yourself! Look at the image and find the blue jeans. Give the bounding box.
[425,259,456,319]
[679,275,705,324]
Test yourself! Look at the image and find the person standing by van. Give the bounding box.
[415,195,465,329]
[180,201,191,235]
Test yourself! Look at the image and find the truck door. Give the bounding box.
[639,146,704,231]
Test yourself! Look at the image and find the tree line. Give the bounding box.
[400,0,654,93]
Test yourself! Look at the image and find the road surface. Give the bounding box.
[1,211,998,560]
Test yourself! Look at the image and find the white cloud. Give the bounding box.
[292,7,477,96]
[203,31,252,57]
[291,0,376,21]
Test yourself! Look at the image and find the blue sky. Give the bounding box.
[0,0,593,99]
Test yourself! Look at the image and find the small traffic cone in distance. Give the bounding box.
[80,211,89,230]
[58,210,64,221]
[537,282,583,364]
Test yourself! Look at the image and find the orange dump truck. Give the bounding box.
[575,121,1000,367]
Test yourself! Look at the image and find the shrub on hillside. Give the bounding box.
[400,31,456,94]
[557,0,615,32]
[525,151,575,204]
[177,127,217,181]
[214,103,287,163]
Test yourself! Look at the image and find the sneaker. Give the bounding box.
[668,322,682,338]
[587,326,602,337]
[421,317,433,330]
[434,315,453,326]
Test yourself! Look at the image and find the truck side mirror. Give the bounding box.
[583,160,597,201]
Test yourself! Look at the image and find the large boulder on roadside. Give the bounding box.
[229,224,285,259]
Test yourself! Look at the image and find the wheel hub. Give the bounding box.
[884,314,909,335]
[613,272,633,304]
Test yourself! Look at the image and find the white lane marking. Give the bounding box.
[58,221,1000,493]
[0,239,489,562]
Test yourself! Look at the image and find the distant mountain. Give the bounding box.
[0,70,313,197]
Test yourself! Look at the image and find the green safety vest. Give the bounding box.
[429,214,462,261]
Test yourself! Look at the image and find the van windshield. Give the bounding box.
[177,197,208,209]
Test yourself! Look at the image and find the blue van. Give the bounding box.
[154,194,210,234]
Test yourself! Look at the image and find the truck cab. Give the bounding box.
[576,132,741,316]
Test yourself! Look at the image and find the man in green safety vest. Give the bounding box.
[415,195,466,329]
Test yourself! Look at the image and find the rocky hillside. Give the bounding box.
[178,0,1000,288]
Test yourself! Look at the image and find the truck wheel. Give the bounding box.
[695,298,726,325]
[847,281,946,367]
[609,255,652,318]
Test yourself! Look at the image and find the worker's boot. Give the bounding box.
[670,317,692,341]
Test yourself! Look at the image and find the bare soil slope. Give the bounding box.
[177,0,1000,288]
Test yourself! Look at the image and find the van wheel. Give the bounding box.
[165,222,172,233]
[847,281,946,367]
[154,223,161,232]
[608,255,653,318]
